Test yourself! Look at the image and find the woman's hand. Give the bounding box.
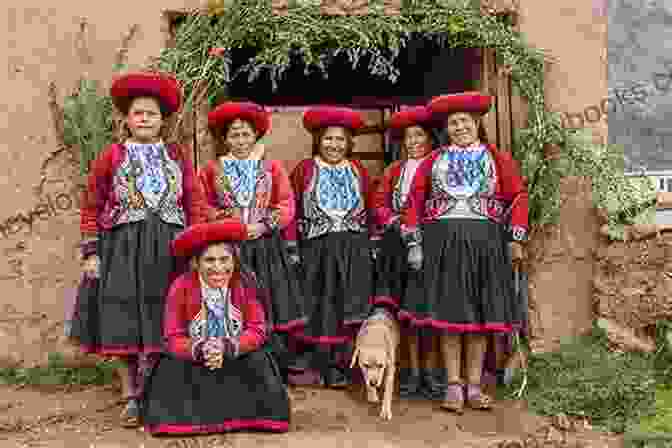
[509,241,525,270]
[82,255,100,279]
[247,223,266,240]
[407,245,423,270]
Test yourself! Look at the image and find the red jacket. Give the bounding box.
[163,271,267,361]
[401,145,529,243]
[80,143,207,238]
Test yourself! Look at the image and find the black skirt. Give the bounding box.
[371,227,408,310]
[70,213,184,356]
[142,350,290,435]
[400,219,522,333]
[297,231,374,346]
[238,232,307,333]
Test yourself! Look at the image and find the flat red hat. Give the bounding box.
[303,106,365,133]
[208,101,271,137]
[171,220,248,258]
[388,105,434,138]
[428,91,492,118]
[110,71,183,115]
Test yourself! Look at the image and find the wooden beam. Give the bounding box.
[495,57,512,151]
[479,48,498,147]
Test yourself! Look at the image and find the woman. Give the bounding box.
[71,71,207,427]
[198,101,307,384]
[400,92,528,412]
[285,106,375,388]
[142,220,290,435]
[370,105,442,399]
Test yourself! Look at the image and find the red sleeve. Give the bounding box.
[179,145,208,226]
[370,162,400,238]
[163,277,194,361]
[496,149,529,241]
[267,160,295,231]
[238,285,267,354]
[281,160,306,244]
[80,145,115,239]
[198,161,223,223]
[400,155,434,246]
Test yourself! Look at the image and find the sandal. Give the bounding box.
[465,384,493,410]
[440,382,464,414]
[119,397,141,428]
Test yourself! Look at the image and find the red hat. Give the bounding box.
[302,106,365,133]
[110,71,183,115]
[427,91,492,118]
[208,101,271,137]
[388,105,433,138]
[171,221,248,258]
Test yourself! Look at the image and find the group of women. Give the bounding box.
[69,69,528,437]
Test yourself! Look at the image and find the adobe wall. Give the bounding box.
[0,0,606,366]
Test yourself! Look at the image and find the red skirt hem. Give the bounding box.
[398,311,514,333]
[145,419,289,435]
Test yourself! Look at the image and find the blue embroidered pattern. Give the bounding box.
[316,165,360,211]
[126,142,168,206]
[220,160,260,208]
[440,146,490,197]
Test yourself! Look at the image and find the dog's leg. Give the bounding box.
[367,384,380,403]
[380,363,395,420]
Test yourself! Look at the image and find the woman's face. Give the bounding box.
[225,119,257,160]
[404,125,432,160]
[196,243,236,289]
[445,112,479,148]
[126,97,163,143]
[319,127,349,165]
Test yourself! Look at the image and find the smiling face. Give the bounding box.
[403,125,432,160]
[224,119,258,160]
[196,243,236,289]
[126,97,163,143]
[445,112,480,147]
[318,126,350,165]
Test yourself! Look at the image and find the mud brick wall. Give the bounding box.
[594,233,672,338]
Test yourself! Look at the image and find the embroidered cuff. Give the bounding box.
[191,339,206,362]
[79,238,98,259]
[511,225,528,242]
[401,228,422,247]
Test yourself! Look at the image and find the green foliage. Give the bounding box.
[503,327,659,433]
[61,78,116,176]
[0,353,121,387]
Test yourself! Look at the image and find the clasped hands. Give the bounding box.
[198,337,237,370]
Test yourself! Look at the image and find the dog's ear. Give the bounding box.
[350,347,360,369]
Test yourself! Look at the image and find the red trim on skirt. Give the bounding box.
[399,311,514,333]
[273,317,308,333]
[145,419,289,435]
[293,319,363,345]
[78,344,164,356]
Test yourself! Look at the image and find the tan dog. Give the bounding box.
[350,308,400,420]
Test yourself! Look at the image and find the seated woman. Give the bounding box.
[142,221,290,435]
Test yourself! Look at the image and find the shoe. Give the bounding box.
[439,382,464,414]
[420,369,445,400]
[323,367,349,389]
[399,370,422,397]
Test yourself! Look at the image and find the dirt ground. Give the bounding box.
[0,381,624,448]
